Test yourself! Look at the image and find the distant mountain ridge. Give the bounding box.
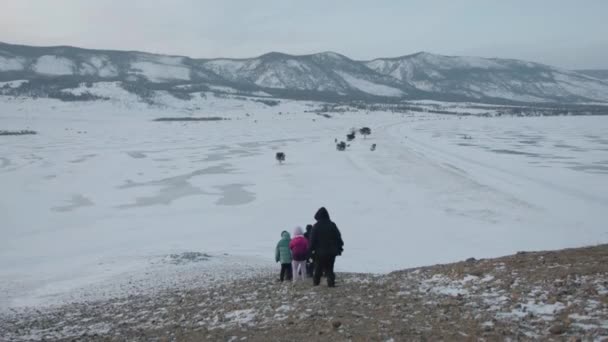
[1,41,608,104]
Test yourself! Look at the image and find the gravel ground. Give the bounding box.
[1,245,608,341]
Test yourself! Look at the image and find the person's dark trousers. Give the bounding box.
[306,259,314,277]
[313,254,336,287]
[280,263,292,281]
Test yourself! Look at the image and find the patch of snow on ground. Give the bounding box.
[88,56,119,78]
[336,71,404,97]
[275,304,293,313]
[254,70,286,89]
[224,309,257,326]
[286,59,310,72]
[419,274,469,297]
[497,301,565,321]
[208,85,239,94]
[33,55,75,75]
[481,275,495,282]
[60,82,141,105]
[0,56,25,71]
[0,80,28,88]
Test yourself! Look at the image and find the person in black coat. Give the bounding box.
[308,207,344,287]
[303,224,315,277]
[303,224,313,240]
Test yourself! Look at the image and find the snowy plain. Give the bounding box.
[1,92,607,311]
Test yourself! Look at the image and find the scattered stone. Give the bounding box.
[549,324,567,335]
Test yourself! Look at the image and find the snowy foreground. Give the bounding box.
[1,94,607,312]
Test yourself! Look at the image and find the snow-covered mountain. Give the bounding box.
[2,42,608,104]
[365,52,608,103]
[202,51,414,98]
[0,43,221,83]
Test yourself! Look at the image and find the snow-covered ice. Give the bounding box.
[0,94,607,310]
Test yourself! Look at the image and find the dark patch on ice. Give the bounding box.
[127,151,147,159]
[52,194,94,212]
[0,157,10,168]
[569,164,608,174]
[554,143,588,152]
[117,181,207,208]
[195,147,263,163]
[215,184,256,206]
[198,153,230,162]
[238,141,265,148]
[44,174,57,179]
[228,149,258,157]
[24,154,43,162]
[0,130,37,136]
[490,149,540,157]
[457,143,477,147]
[442,163,466,174]
[545,155,575,160]
[153,117,226,122]
[518,140,540,145]
[118,164,236,190]
[513,133,544,141]
[116,164,235,208]
[209,145,230,151]
[70,154,97,163]
[589,137,608,146]
[160,252,212,265]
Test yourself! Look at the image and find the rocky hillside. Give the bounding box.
[2,42,608,104]
[1,244,607,341]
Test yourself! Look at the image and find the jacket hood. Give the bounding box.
[293,226,303,237]
[281,230,291,239]
[314,207,330,221]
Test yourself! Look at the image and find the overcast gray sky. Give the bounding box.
[1,0,607,69]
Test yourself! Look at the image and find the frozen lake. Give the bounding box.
[1,97,607,309]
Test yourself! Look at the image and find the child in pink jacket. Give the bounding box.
[289,226,309,281]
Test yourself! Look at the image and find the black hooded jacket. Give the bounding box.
[309,207,344,257]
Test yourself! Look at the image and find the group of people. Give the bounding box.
[275,207,344,287]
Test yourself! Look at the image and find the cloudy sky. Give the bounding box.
[1,0,607,69]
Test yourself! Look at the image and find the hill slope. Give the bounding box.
[577,69,608,81]
[2,244,607,341]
